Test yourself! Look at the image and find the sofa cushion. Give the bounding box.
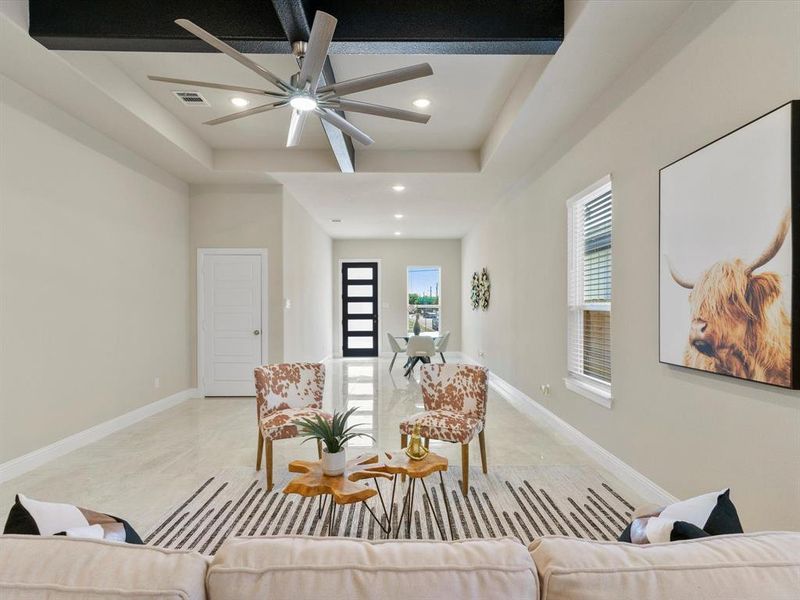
[530,532,800,600]
[0,534,208,599]
[3,494,142,543]
[618,488,742,543]
[208,535,537,600]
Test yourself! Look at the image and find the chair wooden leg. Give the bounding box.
[389,353,397,371]
[256,430,263,471]
[478,431,488,474]
[317,439,322,459]
[461,444,469,497]
[265,438,273,492]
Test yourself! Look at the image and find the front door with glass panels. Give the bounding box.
[342,262,378,357]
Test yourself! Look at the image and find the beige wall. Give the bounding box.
[0,79,191,463]
[332,239,461,355]
[462,1,800,530]
[282,191,333,363]
[189,184,284,379]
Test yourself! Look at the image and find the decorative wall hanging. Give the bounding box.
[479,268,491,310]
[659,100,799,389]
[470,271,481,310]
[470,268,491,311]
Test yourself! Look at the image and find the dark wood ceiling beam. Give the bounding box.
[28,1,564,55]
[270,0,355,173]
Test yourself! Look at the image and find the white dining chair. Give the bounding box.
[404,336,436,377]
[435,331,450,363]
[386,333,407,371]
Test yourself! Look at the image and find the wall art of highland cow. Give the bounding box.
[660,101,799,388]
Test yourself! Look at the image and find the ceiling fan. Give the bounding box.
[148,11,433,148]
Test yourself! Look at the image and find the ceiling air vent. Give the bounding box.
[172,91,209,106]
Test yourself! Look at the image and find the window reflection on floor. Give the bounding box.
[343,361,377,448]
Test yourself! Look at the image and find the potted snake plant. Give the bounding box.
[297,407,373,476]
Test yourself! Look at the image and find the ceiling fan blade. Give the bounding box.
[175,19,290,92]
[318,63,433,97]
[316,108,374,146]
[333,99,430,124]
[147,76,285,98]
[286,109,310,147]
[204,101,288,125]
[298,11,337,92]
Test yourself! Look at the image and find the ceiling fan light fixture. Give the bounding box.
[394,214,404,220]
[230,97,250,107]
[289,94,318,112]
[412,98,431,109]
[392,184,406,192]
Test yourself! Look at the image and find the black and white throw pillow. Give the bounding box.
[3,494,142,544]
[619,488,742,544]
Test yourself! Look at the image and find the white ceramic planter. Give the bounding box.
[321,448,346,476]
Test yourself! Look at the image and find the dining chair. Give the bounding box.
[399,363,489,496]
[404,335,436,377]
[434,331,450,363]
[253,363,330,491]
[386,333,407,371]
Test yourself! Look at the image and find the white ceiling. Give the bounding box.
[105,52,530,152]
[0,0,723,239]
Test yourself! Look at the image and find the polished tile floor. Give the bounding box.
[0,356,643,533]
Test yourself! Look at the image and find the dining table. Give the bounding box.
[394,332,442,375]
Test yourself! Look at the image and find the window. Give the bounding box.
[566,176,612,407]
[407,266,441,334]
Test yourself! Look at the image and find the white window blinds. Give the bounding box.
[567,177,612,397]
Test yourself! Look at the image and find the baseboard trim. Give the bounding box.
[0,388,199,484]
[455,353,677,506]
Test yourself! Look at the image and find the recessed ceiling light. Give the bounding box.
[394,214,404,220]
[412,98,431,109]
[394,231,402,236]
[230,97,250,107]
[392,185,406,192]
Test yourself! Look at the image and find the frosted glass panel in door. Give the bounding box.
[348,337,374,349]
[348,319,372,331]
[347,267,373,280]
[347,284,373,297]
[348,302,373,314]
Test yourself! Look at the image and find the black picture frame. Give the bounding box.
[658,100,800,389]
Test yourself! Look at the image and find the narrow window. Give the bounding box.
[407,266,441,334]
[566,177,613,406]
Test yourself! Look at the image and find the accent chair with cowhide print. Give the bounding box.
[400,363,489,496]
[254,362,330,491]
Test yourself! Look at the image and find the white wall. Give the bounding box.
[332,239,461,355]
[282,190,333,363]
[189,184,284,377]
[0,77,191,464]
[462,0,800,530]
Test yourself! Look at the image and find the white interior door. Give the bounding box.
[201,252,265,396]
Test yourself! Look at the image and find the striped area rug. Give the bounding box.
[145,465,636,555]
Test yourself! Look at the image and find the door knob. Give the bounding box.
[253,330,261,335]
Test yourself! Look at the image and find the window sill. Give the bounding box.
[564,376,613,409]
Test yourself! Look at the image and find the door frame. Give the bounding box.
[197,248,269,397]
[338,258,381,357]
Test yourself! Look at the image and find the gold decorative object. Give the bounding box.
[405,422,429,461]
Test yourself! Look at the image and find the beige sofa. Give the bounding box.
[0,532,798,599]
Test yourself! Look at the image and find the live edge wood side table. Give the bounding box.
[375,451,453,540]
[283,453,393,535]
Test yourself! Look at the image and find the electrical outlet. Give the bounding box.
[540,384,551,396]
[154,377,161,389]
